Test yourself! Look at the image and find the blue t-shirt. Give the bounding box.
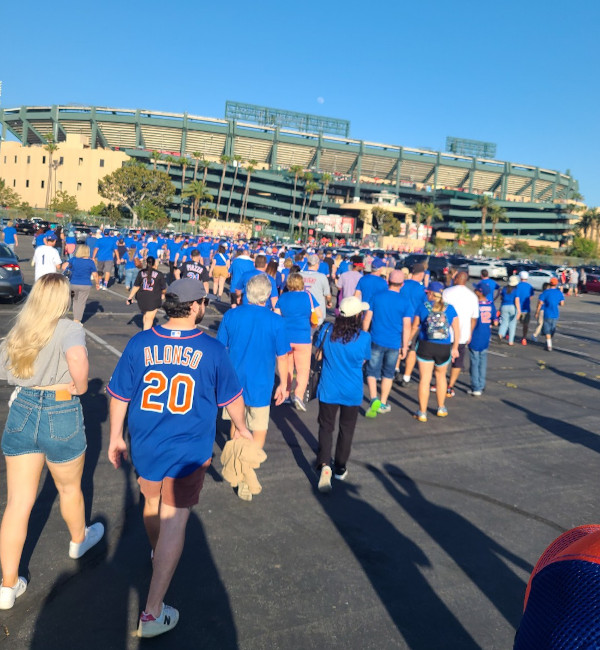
[416,301,458,345]
[214,252,229,266]
[474,278,499,303]
[146,241,159,258]
[539,288,564,319]
[217,305,291,407]
[400,279,427,314]
[275,291,315,344]
[500,287,518,306]
[107,326,242,481]
[37,231,54,247]
[199,242,212,258]
[167,240,181,260]
[230,256,255,290]
[3,226,17,245]
[469,300,494,351]
[235,269,278,305]
[316,326,371,406]
[515,281,535,313]
[123,252,137,270]
[356,274,388,308]
[93,236,117,261]
[369,290,414,349]
[68,257,97,286]
[337,260,350,275]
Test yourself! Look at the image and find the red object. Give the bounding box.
[1,264,20,271]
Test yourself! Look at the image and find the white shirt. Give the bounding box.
[442,284,479,344]
[33,245,62,281]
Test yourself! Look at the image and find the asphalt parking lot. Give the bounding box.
[0,241,599,649]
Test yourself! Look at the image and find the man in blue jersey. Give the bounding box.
[468,287,498,396]
[398,263,427,385]
[474,269,500,304]
[229,248,255,307]
[1,220,18,255]
[535,277,564,351]
[92,231,117,289]
[234,254,278,308]
[515,271,535,345]
[107,279,250,638]
[355,257,388,307]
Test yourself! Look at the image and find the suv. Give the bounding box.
[401,254,454,280]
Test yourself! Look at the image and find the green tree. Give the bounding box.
[422,202,443,243]
[225,155,243,222]
[98,162,175,226]
[288,164,304,236]
[151,150,162,171]
[568,236,598,258]
[216,155,232,219]
[182,180,213,222]
[48,190,78,214]
[298,173,314,236]
[302,180,320,232]
[199,158,211,184]
[164,155,177,175]
[317,172,332,216]
[137,201,169,228]
[191,151,202,181]
[240,160,258,221]
[0,179,21,208]
[489,204,508,250]
[575,208,596,240]
[372,206,402,236]
[472,195,495,242]
[43,134,59,209]
[177,157,191,222]
[454,220,471,241]
[511,240,533,255]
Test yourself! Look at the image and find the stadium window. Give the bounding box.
[26,180,29,188]
[59,156,64,165]
[77,182,82,191]
[12,180,15,187]
[78,157,83,166]
[41,180,45,188]
[42,156,46,164]
[99,159,105,167]
[58,181,62,190]
[27,155,31,164]
[14,156,17,163]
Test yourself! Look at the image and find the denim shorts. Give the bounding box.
[2,388,87,463]
[542,318,557,336]
[366,343,399,380]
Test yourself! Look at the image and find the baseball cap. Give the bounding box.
[166,278,207,302]
[372,257,385,270]
[45,233,57,241]
[351,255,364,267]
[412,263,426,274]
[550,277,559,286]
[339,296,370,317]
[519,271,529,279]
[508,275,519,286]
[307,253,320,266]
[389,269,405,284]
[428,281,445,294]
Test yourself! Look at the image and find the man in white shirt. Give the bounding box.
[32,233,62,281]
[442,271,479,396]
[300,254,331,325]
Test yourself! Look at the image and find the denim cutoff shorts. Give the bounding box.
[2,388,87,463]
[366,342,400,380]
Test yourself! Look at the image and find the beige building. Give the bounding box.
[0,135,129,210]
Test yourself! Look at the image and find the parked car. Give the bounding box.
[15,219,36,235]
[467,260,508,281]
[401,254,452,280]
[585,273,600,294]
[74,226,94,243]
[526,269,558,291]
[0,243,24,300]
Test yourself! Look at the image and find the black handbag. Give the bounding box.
[304,323,332,403]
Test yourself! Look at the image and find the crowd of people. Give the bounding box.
[0,226,576,638]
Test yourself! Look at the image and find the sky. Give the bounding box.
[2,0,599,204]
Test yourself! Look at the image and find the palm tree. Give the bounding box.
[178,157,191,222]
[489,204,509,249]
[216,155,232,219]
[225,155,244,222]
[191,151,202,181]
[240,160,258,221]
[288,164,304,235]
[151,150,162,171]
[302,181,321,236]
[200,159,211,184]
[298,173,314,232]
[422,202,443,244]
[473,195,495,242]
[576,208,596,240]
[182,180,213,222]
[412,202,427,237]
[164,155,177,175]
[43,134,59,209]
[317,172,332,216]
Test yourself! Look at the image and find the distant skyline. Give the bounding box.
[2,0,598,205]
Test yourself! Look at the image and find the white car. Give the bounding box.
[526,269,558,291]
[467,260,508,280]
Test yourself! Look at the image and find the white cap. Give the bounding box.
[519,271,529,279]
[339,296,370,317]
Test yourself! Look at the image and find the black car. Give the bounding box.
[15,219,36,235]
[400,254,454,280]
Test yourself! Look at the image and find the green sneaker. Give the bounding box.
[366,399,382,418]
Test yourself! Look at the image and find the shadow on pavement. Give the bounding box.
[372,463,531,629]
[545,366,600,391]
[82,300,105,324]
[271,407,479,648]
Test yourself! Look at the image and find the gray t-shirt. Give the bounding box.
[0,319,87,387]
[300,270,330,325]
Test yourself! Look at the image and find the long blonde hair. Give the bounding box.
[427,289,446,312]
[5,274,71,378]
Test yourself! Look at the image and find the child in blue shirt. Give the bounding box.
[468,288,498,395]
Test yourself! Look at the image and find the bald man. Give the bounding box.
[442,272,479,396]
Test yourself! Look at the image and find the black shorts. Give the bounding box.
[451,343,467,369]
[416,340,452,367]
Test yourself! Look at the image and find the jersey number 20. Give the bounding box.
[141,370,194,414]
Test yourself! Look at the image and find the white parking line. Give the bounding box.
[84,328,123,358]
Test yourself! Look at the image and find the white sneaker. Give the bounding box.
[0,577,27,610]
[468,390,482,396]
[137,603,179,638]
[318,466,332,493]
[69,522,105,559]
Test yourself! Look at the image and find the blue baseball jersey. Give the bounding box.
[107,326,242,481]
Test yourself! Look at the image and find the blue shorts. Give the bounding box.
[366,343,399,380]
[542,317,557,336]
[2,388,87,464]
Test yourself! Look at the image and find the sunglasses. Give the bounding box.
[197,297,210,306]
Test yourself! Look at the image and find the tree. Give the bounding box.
[472,195,495,242]
[288,164,304,235]
[372,206,402,236]
[240,160,258,221]
[216,155,232,219]
[298,172,314,235]
[454,220,471,242]
[225,155,243,222]
[191,151,202,181]
[98,162,175,226]
[302,181,320,231]
[164,155,177,175]
[48,190,78,214]
[489,204,508,250]
[511,240,533,255]
[412,202,426,235]
[422,202,443,243]
[568,236,598,259]
[151,150,162,171]
[575,208,596,240]
[0,179,21,208]
[182,180,213,222]
[137,201,170,228]
[199,158,211,184]
[43,134,59,209]
[317,172,332,216]
[177,157,191,222]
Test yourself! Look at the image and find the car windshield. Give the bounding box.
[0,244,14,258]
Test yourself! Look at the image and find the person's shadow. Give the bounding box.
[370,463,532,629]
[82,300,105,323]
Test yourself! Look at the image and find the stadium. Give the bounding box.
[0,103,580,242]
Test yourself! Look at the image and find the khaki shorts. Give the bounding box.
[138,460,211,508]
[223,404,270,431]
[212,266,229,278]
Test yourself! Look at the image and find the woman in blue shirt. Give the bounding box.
[208,244,230,301]
[66,245,99,322]
[314,296,371,493]
[409,282,459,422]
[498,276,521,345]
[275,273,322,412]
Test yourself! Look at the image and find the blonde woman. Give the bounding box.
[409,281,460,422]
[0,274,104,610]
[65,244,99,323]
[208,244,230,301]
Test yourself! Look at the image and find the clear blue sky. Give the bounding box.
[2,0,598,204]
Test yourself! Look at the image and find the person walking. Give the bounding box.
[274,273,321,411]
[229,248,255,307]
[468,287,497,396]
[498,276,521,345]
[535,277,564,351]
[234,254,278,309]
[65,244,100,323]
[32,233,62,281]
[108,278,250,637]
[0,274,104,610]
[127,257,167,331]
[398,263,427,386]
[409,282,460,422]
[515,271,535,345]
[174,249,210,294]
[315,296,371,493]
[208,244,230,301]
[1,221,18,256]
[91,230,117,290]
[354,257,388,307]
[301,254,332,325]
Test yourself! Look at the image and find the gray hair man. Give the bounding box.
[300,253,331,325]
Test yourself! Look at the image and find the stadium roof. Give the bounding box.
[0,105,578,202]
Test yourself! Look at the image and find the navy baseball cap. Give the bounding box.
[428,281,445,294]
[372,257,385,269]
[166,279,207,302]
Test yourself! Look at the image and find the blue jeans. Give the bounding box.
[125,267,137,289]
[498,305,517,343]
[469,348,488,392]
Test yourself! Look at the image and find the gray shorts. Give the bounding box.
[96,259,114,274]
